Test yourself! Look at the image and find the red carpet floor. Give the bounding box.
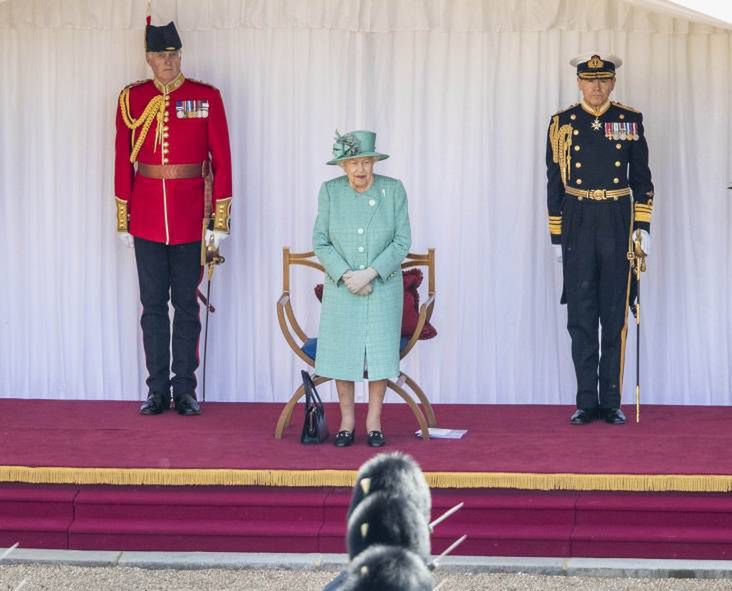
[3,400,732,558]
[1,400,732,489]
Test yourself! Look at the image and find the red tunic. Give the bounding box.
[115,75,232,245]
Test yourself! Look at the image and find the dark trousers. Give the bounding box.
[561,197,632,411]
[134,237,202,399]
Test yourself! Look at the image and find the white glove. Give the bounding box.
[118,232,134,249]
[205,229,229,249]
[343,268,378,294]
[355,284,373,297]
[553,244,562,263]
[635,229,651,255]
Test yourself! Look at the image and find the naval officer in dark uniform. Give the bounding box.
[546,53,654,425]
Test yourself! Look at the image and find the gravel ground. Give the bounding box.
[2,566,732,591]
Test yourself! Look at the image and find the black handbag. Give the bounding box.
[300,370,329,444]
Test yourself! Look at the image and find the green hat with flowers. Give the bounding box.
[327,130,390,165]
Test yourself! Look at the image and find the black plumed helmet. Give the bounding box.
[145,21,182,52]
[349,452,431,522]
[340,545,433,591]
[347,491,431,562]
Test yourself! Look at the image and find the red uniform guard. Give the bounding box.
[114,21,232,416]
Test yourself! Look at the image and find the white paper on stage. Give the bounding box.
[0,0,730,406]
[416,428,468,440]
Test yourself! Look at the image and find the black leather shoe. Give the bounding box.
[367,430,385,447]
[139,393,170,415]
[603,408,626,424]
[570,408,597,425]
[334,430,355,447]
[175,393,201,416]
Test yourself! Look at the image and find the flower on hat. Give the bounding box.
[332,130,361,160]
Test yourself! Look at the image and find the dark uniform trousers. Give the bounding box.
[562,196,631,411]
[134,237,202,400]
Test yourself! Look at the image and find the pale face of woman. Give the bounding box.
[341,157,375,192]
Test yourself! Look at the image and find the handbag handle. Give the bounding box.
[301,370,323,407]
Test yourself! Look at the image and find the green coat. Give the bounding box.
[312,174,411,381]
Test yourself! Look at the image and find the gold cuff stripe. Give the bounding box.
[213,197,232,233]
[635,213,652,223]
[115,197,129,232]
[635,205,653,212]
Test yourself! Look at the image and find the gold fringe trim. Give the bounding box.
[4,466,732,493]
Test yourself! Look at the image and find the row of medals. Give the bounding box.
[596,118,639,141]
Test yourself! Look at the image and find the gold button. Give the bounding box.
[575,162,582,168]
[613,178,619,184]
[570,114,576,120]
[163,158,169,164]
[615,161,621,167]
[576,179,583,185]
[573,129,579,136]
[574,145,581,152]
[163,141,169,147]
[163,132,169,138]
[619,114,625,120]
[616,143,622,149]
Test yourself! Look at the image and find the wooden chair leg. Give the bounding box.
[274,384,305,439]
[274,375,332,439]
[386,379,430,440]
[400,372,437,427]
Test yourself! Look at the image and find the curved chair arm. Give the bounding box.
[400,293,436,359]
[276,292,315,367]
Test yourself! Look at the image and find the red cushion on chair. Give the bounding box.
[314,270,436,340]
[401,269,437,340]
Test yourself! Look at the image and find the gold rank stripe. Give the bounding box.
[635,213,652,223]
[635,204,653,212]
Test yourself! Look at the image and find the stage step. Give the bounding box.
[4,486,732,558]
[70,487,329,552]
[0,486,76,549]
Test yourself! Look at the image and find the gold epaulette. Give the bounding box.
[123,79,150,90]
[612,101,641,113]
[187,78,216,90]
[552,103,578,117]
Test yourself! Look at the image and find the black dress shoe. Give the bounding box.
[139,393,170,415]
[175,393,201,416]
[334,430,355,447]
[367,430,385,447]
[603,408,626,424]
[569,408,597,425]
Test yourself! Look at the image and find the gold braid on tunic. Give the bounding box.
[119,88,165,164]
[549,115,574,186]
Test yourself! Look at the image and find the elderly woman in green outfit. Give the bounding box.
[312,130,412,448]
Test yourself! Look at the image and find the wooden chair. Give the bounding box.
[274,248,437,440]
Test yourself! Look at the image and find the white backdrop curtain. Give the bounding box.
[1,0,730,405]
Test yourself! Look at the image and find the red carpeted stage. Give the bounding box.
[3,399,732,559]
